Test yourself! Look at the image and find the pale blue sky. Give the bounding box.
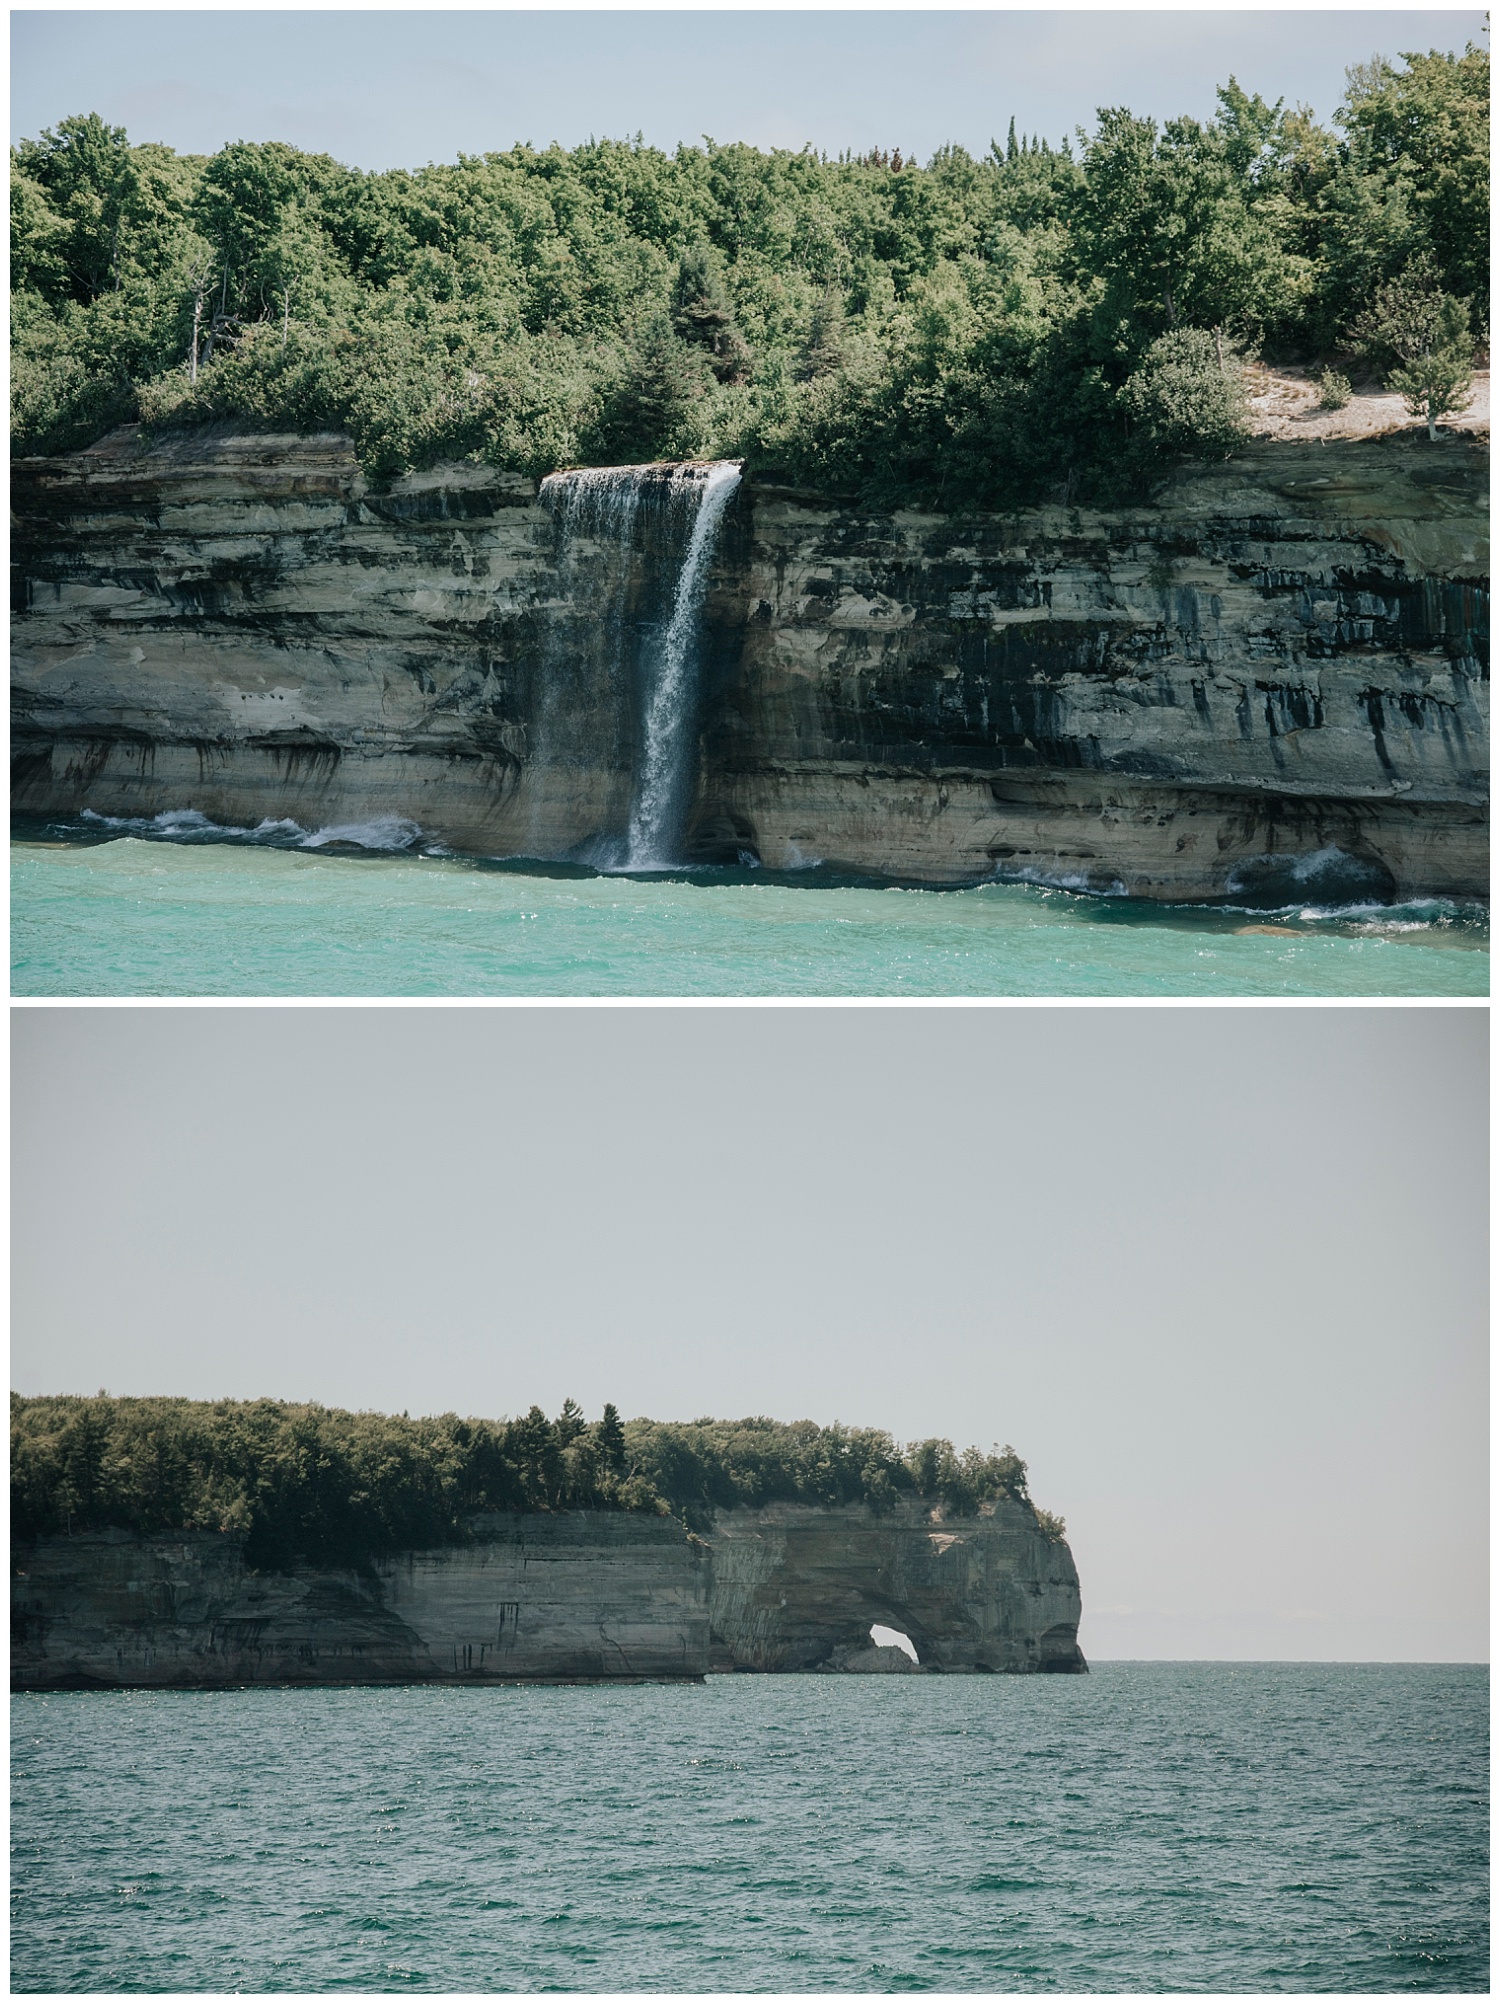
[12,1005,1488,1661]
[11,10,1489,167]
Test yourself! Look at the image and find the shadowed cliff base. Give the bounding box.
[12,427,1487,903]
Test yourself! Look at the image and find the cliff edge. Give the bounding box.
[11,1499,1083,1687]
[13,424,1486,897]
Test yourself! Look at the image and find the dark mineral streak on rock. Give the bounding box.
[10,424,1487,898]
[10,1501,1084,1687]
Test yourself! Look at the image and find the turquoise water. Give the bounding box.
[10,1666,1487,1991]
[11,821,1489,996]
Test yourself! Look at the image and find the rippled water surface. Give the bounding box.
[11,821,1489,996]
[11,1665,1487,1991]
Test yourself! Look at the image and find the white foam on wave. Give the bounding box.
[992,864,1129,898]
[74,807,429,854]
[299,816,423,852]
[1218,896,1481,929]
[81,808,310,840]
[1250,843,1349,888]
[782,844,824,871]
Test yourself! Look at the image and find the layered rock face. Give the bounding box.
[13,424,1485,897]
[720,451,1487,899]
[11,1501,1083,1687]
[11,1514,711,1687]
[707,1500,1085,1674]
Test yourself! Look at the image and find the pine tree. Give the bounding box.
[599,309,707,461]
[1389,345,1473,439]
[510,1403,561,1504]
[796,285,847,381]
[671,245,753,384]
[596,1402,627,1475]
[1347,258,1474,437]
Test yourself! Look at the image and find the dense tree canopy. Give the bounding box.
[10,1394,1050,1567]
[11,45,1487,505]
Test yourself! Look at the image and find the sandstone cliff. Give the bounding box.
[10,1513,709,1687]
[10,1500,1083,1687]
[707,1501,1084,1674]
[12,425,1486,898]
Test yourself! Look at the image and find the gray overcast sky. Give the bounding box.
[10,11,1489,166]
[12,1005,1487,1663]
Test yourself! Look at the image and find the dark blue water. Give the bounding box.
[11,1665,1486,1991]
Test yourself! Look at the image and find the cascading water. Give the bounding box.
[623,461,741,868]
[538,459,742,870]
[531,467,645,857]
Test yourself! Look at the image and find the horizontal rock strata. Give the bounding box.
[706,1500,1085,1674]
[12,425,1487,897]
[11,1514,710,1687]
[11,1500,1083,1687]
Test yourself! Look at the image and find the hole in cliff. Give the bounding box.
[869,1624,919,1664]
[1225,845,1396,910]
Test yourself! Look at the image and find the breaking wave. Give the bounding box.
[988,853,1483,933]
[992,864,1130,898]
[1214,895,1486,931]
[74,808,431,854]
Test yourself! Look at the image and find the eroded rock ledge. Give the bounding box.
[11,1500,1085,1687]
[11,424,1488,899]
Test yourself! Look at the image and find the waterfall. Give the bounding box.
[530,467,644,857]
[538,459,741,870]
[625,461,741,868]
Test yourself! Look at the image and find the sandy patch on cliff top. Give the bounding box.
[1244,364,1489,442]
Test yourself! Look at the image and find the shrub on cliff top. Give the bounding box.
[1345,257,1475,438]
[1119,328,1249,459]
[10,1393,1044,1567]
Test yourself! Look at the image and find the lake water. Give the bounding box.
[10,1664,1487,1992]
[11,818,1489,997]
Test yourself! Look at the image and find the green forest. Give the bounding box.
[10,1394,1056,1568]
[10,42,1487,507]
